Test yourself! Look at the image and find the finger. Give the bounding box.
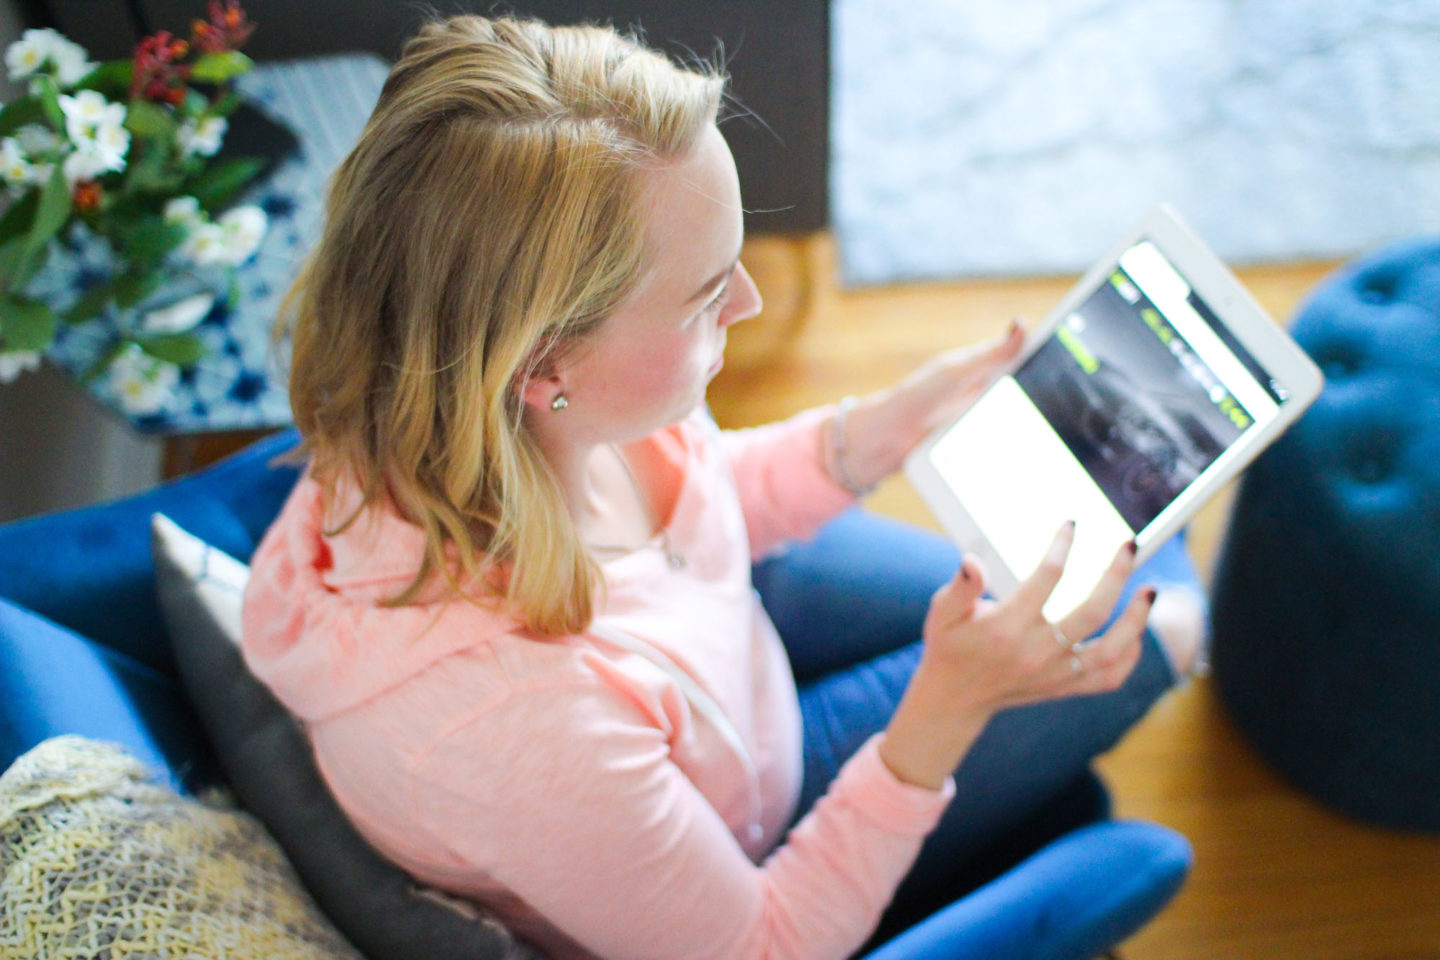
[1058,538,1138,641]
[1072,587,1155,690]
[1010,521,1076,616]
[967,318,1025,367]
[927,317,1026,384]
[952,554,987,609]
[1076,632,1143,695]
[930,554,988,628]
[1006,315,1027,344]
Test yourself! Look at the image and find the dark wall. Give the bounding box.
[38,0,829,233]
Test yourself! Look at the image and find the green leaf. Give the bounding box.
[120,141,176,196]
[0,97,45,139]
[113,267,169,308]
[80,340,128,383]
[62,276,119,323]
[206,91,245,119]
[24,165,72,257]
[75,60,134,99]
[190,51,254,84]
[120,218,187,268]
[183,89,210,118]
[0,234,47,291]
[0,236,29,289]
[187,156,264,211]
[124,99,178,139]
[0,189,39,248]
[0,293,58,350]
[34,75,64,130]
[137,331,205,366]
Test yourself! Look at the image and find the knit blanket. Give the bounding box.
[0,736,363,959]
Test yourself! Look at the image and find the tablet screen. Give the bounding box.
[924,239,1292,613]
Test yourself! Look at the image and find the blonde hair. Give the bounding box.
[281,15,724,635]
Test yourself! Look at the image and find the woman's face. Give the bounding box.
[554,124,762,443]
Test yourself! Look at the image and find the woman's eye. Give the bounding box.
[700,285,728,317]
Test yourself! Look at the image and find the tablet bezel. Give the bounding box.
[903,204,1325,609]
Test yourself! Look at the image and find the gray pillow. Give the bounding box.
[151,513,541,960]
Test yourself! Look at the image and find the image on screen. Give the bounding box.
[1013,241,1284,533]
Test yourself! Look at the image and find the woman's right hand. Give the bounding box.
[877,522,1156,791]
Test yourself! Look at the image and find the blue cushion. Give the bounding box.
[0,597,215,791]
[0,429,303,673]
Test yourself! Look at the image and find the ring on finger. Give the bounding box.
[1070,651,1085,675]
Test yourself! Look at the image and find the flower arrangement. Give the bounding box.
[0,1,270,414]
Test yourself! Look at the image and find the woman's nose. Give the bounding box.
[720,262,763,327]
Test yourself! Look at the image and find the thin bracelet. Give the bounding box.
[830,396,877,497]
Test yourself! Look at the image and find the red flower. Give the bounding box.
[192,1,255,54]
[130,31,191,105]
[73,180,102,213]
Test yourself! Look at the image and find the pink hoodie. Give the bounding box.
[241,408,955,960]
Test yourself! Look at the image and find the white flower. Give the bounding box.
[181,206,266,267]
[5,28,60,81]
[181,222,227,265]
[164,195,204,227]
[107,344,178,415]
[215,205,267,265]
[177,116,227,157]
[4,29,92,86]
[0,137,34,186]
[62,139,123,184]
[49,37,96,88]
[91,117,130,164]
[142,292,215,334]
[15,123,60,156]
[58,108,128,185]
[59,90,126,145]
[0,349,42,383]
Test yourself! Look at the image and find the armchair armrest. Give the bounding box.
[0,429,303,672]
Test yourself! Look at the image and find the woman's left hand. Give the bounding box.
[831,319,1026,491]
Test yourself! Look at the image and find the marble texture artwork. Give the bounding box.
[832,0,1440,285]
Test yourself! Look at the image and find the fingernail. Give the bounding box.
[1063,520,1076,532]
[960,564,972,582]
[1126,540,1138,557]
[1143,587,1158,605]
[1009,317,1024,337]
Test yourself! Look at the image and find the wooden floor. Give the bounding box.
[710,233,1440,960]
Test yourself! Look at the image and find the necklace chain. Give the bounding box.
[586,444,686,570]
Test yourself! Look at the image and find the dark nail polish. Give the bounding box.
[960,565,972,582]
[1126,540,1138,557]
[1143,587,1158,605]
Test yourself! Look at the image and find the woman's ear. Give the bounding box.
[515,332,576,412]
[518,373,566,413]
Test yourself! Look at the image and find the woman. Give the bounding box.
[242,15,1201,959]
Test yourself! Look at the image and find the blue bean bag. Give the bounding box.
[1210,236,1440,831]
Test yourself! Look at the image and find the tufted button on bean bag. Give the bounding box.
[1210,236,1440,831]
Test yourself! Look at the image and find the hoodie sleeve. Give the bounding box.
[409,682,952,960]
[715,407,858,559]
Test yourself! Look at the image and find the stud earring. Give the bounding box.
[550,394,569,411]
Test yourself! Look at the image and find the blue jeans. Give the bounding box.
[751,510,1188,957]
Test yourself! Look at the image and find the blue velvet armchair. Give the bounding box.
[0,429,1191,959]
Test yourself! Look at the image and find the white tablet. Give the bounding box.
[904,205,1324,619]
